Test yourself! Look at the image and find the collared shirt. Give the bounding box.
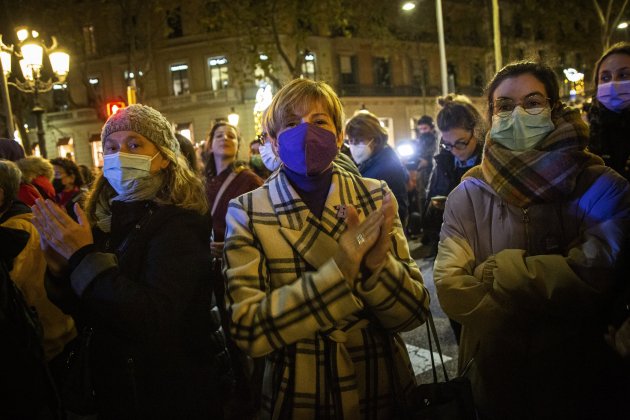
[454,154,479,169]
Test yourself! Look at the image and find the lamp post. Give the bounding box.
[227,107,240,126]
[1,27,69,158]
[402,1,448,96]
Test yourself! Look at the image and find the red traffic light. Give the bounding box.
[106,101,126,117]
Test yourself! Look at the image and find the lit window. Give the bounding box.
[208,56,229,90]
[373,57,391,87]
[82,25,97,56]
[339,55,357,85]
[176,122,193,142]
[170,63,190,96]
[301,52,316,79]
[52,83,69,111]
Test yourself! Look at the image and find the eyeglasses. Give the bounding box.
[440,132,473,151]
[492,93,550,116]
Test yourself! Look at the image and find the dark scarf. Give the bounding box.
[466,106,603,208]
[282,166,333,219]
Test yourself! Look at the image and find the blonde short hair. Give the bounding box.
[16,156,54,182]
[262,79,344,140]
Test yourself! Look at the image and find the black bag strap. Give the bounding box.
[425,310,449,383]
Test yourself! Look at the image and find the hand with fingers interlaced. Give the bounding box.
[31,199,94,268]
[334,191,398,285]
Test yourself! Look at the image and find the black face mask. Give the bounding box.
[53,178,65,193]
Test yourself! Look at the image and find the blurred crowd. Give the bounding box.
[1,42,629,420]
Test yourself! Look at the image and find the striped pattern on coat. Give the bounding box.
[224,163,430,420]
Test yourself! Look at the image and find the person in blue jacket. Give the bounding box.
[345,111,409,225]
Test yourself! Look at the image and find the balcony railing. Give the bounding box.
[148,87,241,109]
[337,84,423,97]
[46,107,98,123]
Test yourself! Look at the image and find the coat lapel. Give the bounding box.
[268,165,357,270]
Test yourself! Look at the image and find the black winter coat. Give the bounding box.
[46,200,225,419]
[425,144,483,204]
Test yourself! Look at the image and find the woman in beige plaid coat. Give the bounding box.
[223,79,430,419]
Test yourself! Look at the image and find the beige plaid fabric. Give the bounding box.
[224,163,430,419]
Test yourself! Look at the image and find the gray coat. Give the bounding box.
[434,164,630,419]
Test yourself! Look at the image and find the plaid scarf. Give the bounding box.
[466,106,603,208]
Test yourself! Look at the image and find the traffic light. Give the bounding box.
[106,101,126,117]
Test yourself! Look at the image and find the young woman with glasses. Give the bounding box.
[434,61,630,419]
[414,94,484,260]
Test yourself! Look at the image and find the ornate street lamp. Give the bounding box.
[1,27,69,157]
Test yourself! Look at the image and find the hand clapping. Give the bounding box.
[334,190,398,284]
[31,199,94,261]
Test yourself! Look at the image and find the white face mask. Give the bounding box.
[349,141,373,165]
[490,106,555,151]
[259,141,281,172]
[103,151,159,194]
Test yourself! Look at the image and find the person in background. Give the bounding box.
[17,156,56,201]
[248,138,271,179]
[414,95,484,261]
[78,164,95,188]
[175,133,201,174]
[415,115,438,215]
[202,122,263,255]
[202,122,263,419]
[345,111,409,225]
[223,78,429,419]
[0,159,77,360]
[434,61,630,419]
[0,159,60,419]
[0,159,75,420]
[32,104,229,419]
[0,138,43,206]
[50,157,85,221]
[588,42,630,181]
[258,132,282,173]
[587,41,630,372]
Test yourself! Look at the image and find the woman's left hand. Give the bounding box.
[364,191,397,272]
[31,199,93,260]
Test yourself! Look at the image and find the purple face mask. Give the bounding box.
[277,122,338,176]
[597,80,630,112]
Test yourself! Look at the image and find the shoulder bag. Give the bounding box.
[386,310,477,420]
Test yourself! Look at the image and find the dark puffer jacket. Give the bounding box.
[588,101,630,181]
[46,200,227,419]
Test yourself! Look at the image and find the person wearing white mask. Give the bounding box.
[30,104,230,419]
[259,133,282,173]
[588,42,630,181]
[434,61,630,419]
[345,111,409,224]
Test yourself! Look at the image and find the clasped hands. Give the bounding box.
[334,191,397,285]
[31,199,93,275]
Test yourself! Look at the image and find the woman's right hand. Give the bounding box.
[334,205,383,285]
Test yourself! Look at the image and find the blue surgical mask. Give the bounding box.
[103,151,159,194]
[490,106,555,151]
[597,80,630,113]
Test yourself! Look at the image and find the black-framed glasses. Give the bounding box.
[440,132,473,151]
[493,93,550,116]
